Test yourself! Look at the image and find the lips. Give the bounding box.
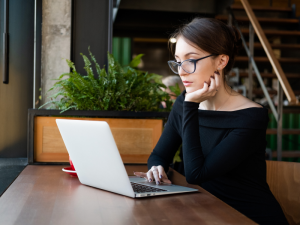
[182,81,192,86]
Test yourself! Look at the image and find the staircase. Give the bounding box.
[216,1,300,161]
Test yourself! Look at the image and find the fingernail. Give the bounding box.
[215,71,220,75]
[149,178,152,182]
[210,76,214,79]
[157,181,160,185]
[159,175,162,179]
[204,81,207,84]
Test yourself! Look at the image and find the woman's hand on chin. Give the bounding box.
[185,71,220,103]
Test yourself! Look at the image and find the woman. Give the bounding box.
[134,18,288,224]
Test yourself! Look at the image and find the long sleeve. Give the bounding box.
[147,109,182,173]
[182,101,266,184]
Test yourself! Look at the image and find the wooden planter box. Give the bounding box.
[27,109,169,165]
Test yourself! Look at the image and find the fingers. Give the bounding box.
[214,71,220,88]
[197,81,209,95]
[157,166,164,182]
[151,167,161,185]
[158,165,171,184]
[133,171,147,179]
[133,171,146,177]
[134,166,172,185]
[208,71,222,95]
[203,81,209,91]
[146,170,154,182]
[161,174,172,184]
[209,76,216,92]
[155,166,172,184]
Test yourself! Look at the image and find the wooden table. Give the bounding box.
[0,165,256,225]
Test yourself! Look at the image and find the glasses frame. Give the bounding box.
[168,54,216,74]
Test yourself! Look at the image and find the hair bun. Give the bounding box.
[228,25,242,55]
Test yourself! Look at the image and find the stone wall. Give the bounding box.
[41,0,71,105]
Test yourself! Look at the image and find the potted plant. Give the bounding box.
[28,48,178,165]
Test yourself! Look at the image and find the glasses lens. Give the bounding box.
[181,60,195,73]
[168,61,179,74]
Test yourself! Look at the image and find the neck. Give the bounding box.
[201,82,232,111]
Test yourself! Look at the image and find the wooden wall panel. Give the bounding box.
[42,126,68,153]
[34,117,163,163]
[111,128,153,154]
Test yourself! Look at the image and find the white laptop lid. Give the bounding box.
[56,119,135,198]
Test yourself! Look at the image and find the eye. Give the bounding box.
[181,59,193,65]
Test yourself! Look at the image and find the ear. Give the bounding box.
[216,54,229,71]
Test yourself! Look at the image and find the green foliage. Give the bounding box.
[39,48,174,113]
[173,146,182,164]
[169,83,182,98]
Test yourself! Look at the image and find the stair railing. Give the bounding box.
[242,0,297,104]
[227,0,299,161]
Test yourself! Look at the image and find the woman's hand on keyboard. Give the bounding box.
[133,165,172,185]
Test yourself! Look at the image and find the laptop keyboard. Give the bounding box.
[130,182,167,193]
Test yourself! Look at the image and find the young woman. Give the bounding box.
[134,18,288,225]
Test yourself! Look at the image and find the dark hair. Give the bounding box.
[169,17,242,77]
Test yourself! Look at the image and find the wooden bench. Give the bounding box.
[266,160,300,225]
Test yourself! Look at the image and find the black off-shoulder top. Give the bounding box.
[147,90,288,225]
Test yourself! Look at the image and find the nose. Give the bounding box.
[178,66,188,77]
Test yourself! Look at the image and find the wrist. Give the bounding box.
[184,93,203,103]
[184,99,200,103]
[184,96,202,103]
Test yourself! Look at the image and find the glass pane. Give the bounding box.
[181,60,194,73]
[168,61,179,74]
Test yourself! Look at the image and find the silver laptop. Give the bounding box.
[56,119,198,198]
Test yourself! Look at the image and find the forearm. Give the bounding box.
[182,101,206,184]
[147,113,182,173]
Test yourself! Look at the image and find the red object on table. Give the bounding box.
[62,167,78,177]
[69,155,75,171]
[61,156,78,177]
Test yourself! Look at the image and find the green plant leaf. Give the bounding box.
[40,48,173,113]
[129,54,144,68]
[169,83,182,97]
[173,147,182,163]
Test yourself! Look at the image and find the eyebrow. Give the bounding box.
[174,52,200,58]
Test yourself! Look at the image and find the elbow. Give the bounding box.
[185,175,200,185]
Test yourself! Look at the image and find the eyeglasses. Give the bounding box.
[168,54,216,74]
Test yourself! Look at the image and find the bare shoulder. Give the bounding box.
[231,93,263,110]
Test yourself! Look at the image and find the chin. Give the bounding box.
[185,87,198,93]
[185,88,191,93]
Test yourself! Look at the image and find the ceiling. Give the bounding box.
[113,0,234,38]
